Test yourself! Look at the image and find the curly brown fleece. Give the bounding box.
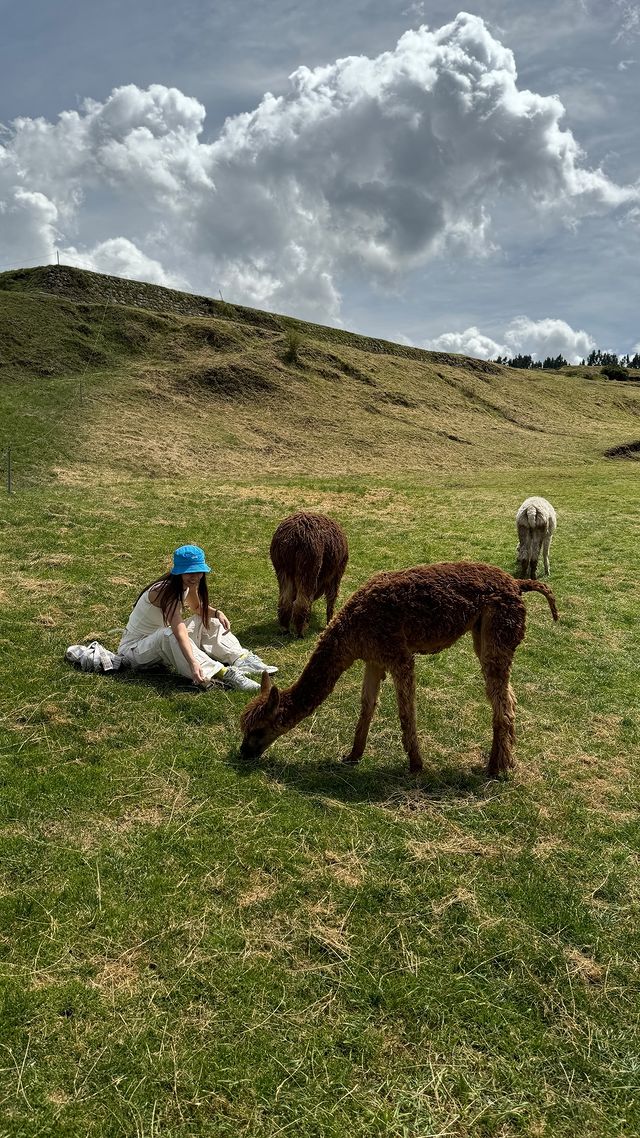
[241,561,558,777]
[270,512,349,637]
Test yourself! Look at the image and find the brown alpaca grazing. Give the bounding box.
[270,511,349,637]
[240,562,558,776]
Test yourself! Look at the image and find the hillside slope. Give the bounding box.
[1,265,639,484]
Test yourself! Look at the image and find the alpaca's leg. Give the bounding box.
[277,574,295,630]
[473,617,519,746]
[325,578,340,625]
[291,589,314,637]
[291,553,320,637]
[342,661,386,765]
[542,531,552,576]
[473,614,519,773]
[528,527,545,580]
[391,657,423,774]
[474,607,522,777]
[471,619,484,665]
[484,658,517,777]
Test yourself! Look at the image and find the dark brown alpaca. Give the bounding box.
[270,512,349,637]
[240,562,558,776]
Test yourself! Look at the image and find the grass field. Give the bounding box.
[0,270,639,1136]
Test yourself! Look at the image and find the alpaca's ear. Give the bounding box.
[260,671,280,715]
[265,685,280,715]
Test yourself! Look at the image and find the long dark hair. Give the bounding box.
[134,573,210,629]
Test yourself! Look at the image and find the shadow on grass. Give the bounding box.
[233,618,288,644]
[234,616,328,651]
[110,665,205,696]
[224,744,495,806]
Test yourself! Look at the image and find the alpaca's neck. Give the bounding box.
[278,625,355,731]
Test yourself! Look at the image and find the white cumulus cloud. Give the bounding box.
[423,316,597,363]
[502,316,597,362]
[422,326,505,359]
[62,237,186,288]
[0,14,638,319]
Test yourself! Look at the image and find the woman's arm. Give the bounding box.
[169,607,206,685]
[183,585,231,632]
[146,584,205,683]
[209,605,231,631]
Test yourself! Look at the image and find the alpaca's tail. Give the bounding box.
[519,580,559,621]
[526,505,538,527]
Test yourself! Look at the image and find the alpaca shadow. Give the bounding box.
[234,616,327,650]
[225,744,496,806]
[233,618,291,648]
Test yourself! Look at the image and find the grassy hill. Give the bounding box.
[1,265,639,487]
[0,267,639,1137]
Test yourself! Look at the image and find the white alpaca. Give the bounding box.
[516,496,557,579]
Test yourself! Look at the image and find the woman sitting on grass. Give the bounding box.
[118,544,276,694]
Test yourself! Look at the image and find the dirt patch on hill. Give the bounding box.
[191,362,278,397]
[604,440,640,459]
[319,351,377,386]
[180,321,243,353]
[378,390,418,409]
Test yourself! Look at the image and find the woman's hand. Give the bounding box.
[169,607,208,684]
[191,661,207,686]
[214,608,231,631]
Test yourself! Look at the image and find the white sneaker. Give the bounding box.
[235,652,278,675]
[222,666,260,693]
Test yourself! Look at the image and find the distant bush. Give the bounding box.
[283,327,303,365]
[215,299,236,321]
[601,365,629,381]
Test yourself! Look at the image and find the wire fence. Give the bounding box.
[0,255,55,272]
[0,251,101,273]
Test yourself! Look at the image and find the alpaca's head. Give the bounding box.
[239,672,283,758]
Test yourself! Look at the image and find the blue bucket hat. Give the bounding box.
[171,544,211,575]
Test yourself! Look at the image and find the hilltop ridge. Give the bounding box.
[0,263,501,373]
[1,265,639,483]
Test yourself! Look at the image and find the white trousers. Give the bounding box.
[119,616,245,682]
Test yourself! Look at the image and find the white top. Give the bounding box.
[119,588,167,650]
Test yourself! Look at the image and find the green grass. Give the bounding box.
[0,465,639,1137]
[0,268,638,1134]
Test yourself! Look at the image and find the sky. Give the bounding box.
[0,0,639,360]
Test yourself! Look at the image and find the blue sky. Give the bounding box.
[1,0,638,359]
